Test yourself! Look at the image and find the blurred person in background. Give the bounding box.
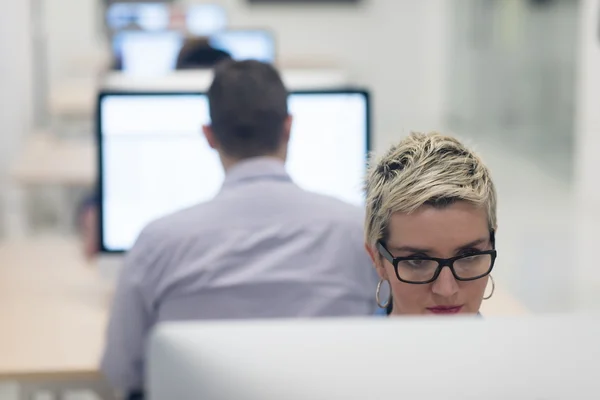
[79,194,99,261]
[101,60,379,398]
[365,132,498,316]
[175,37,232,69]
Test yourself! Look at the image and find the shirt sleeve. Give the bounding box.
[101,242,156,393]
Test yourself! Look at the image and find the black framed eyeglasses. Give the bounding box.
[376,236,497,285]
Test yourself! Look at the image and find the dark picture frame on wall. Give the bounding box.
[249,0,361,3]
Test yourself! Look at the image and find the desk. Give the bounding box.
[0,236,109,381]
[48,78,98,118]
[6,135,96,238]
[102,69,350,92]
[10,135,95,186]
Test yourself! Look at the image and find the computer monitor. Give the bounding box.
[209,29,276,63]
[148,316,600,400]
[106,2,171,31]
[97,90,370,253]
[112,29,275,76]
[186,4,228,36]
[112,30,184,76]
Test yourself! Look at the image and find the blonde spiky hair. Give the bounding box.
[365,132,497,246]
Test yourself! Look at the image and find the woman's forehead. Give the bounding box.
[387,203,489,249]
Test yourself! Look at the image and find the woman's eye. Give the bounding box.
[460,253,485,264]
[407,259,429,268]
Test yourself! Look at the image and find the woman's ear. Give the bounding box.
[365,243,388,281]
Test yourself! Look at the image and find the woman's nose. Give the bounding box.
[431,267,459,297]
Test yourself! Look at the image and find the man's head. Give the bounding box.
[203,60,292,166]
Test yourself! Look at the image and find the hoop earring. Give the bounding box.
[376,279,392,309]
[483,275,495,300]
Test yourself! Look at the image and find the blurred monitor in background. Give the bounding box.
[111,29,276,76]
[106,2,171,31]
[209,29,276,64]
[107,2,231,75]
[112,30,184,76]
[186,3,228,36]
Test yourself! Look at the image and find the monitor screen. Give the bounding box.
[98,91,370,253]
[106,2,170,31]
[113,31,184,76]
[186,4,228,36]
[112,29,275,76]
[209,30,275,63]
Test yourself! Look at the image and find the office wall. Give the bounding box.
[44,0,105,79]
[43,0,450,150]
[0,1,33,236]
[213,0,450,148]
[575,0,600,199]
[446,0,578,178]
[574,0,600,308]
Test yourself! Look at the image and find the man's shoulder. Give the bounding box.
[139,190,365,242]
[128,202,219,271]
[142,201,219,238]
[299,191,366,220]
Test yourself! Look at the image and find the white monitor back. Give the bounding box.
[148,316,600,400]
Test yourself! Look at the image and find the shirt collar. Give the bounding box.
[222,157,291,188]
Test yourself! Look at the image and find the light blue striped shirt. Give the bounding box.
[101,157,379,392]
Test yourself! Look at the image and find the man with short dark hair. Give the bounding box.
[101,60,378,396]
[204,60,290,161]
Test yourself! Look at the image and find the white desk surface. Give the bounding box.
[0,236,527,380]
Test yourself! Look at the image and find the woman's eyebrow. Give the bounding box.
[388,245,432,254]
[454,238,488,252]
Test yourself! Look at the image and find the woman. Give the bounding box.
[365,132,497,316]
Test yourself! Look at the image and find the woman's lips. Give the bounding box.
[427,305,463,314]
